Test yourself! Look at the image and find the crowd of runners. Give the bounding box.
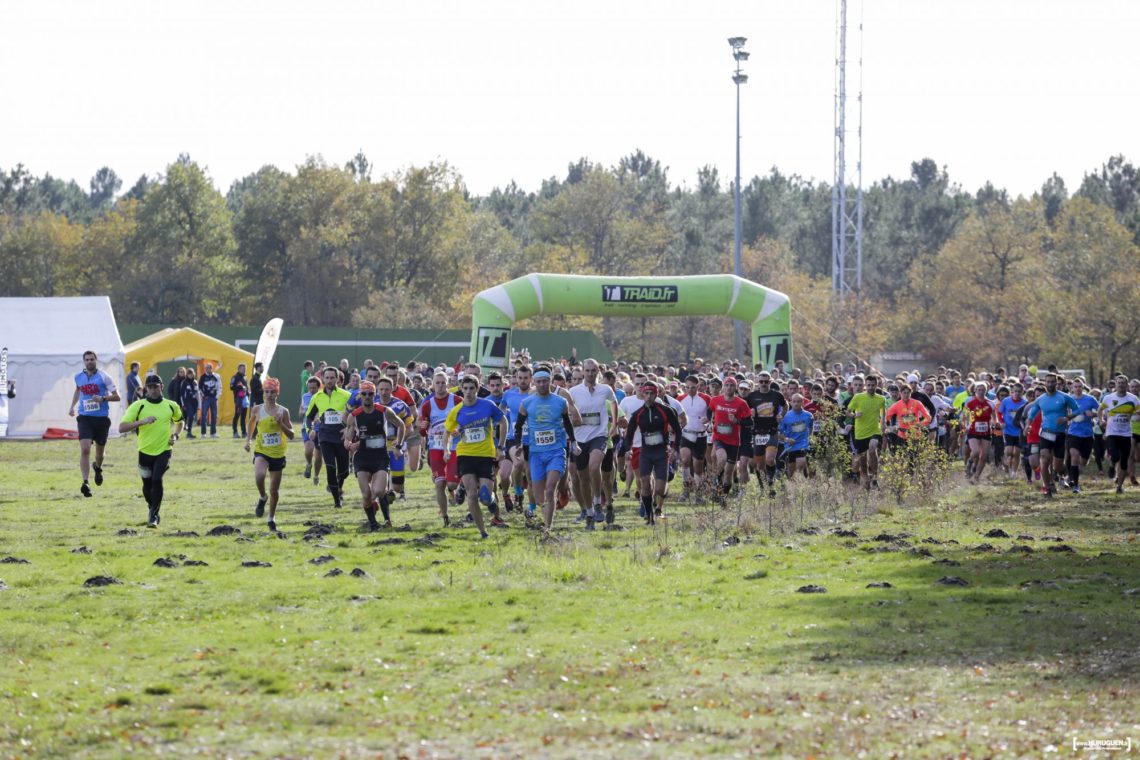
[67,351,1140,533]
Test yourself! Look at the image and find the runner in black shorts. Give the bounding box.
[344,381,405,531]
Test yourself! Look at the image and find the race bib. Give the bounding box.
[534,429,557,447]
[790,423,806,434]
[82,398,101,412]
[643,432,664,446]
[364,435,386,449]
[716,423,733,435]
[463,426,487,444]
[754,434,771,447]
[580,411,601,425]
[324,411,342,426]
[430,431,445,449]
[261,432,281,447]
[1040,430,1057,442]
[974,421,989,433]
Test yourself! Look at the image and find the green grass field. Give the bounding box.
[0,438,1137,758]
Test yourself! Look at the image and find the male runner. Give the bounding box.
[517,369,582,533]
[779,393,814,478]
[68,350,120,497]
[244,377,294,531]
[621,382,683,524]
[1025,373,1079,498]
[421,372,462,525]
[709,376,751,500]
[444,374,510,538]
[1100,375,1138,494]
[679,374,713,499]
[1065,378,1099,493]
[846,374,887,489]
[998,382,1027,477]
[569,358,618,530]
[344,381,406,531]
[305,366,352,508]
[119,374,183,527]
[745,371,786,496]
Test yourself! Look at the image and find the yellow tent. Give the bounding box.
[124,327,254,426]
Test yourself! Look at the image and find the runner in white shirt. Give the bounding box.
[568,358,618,530]
[1099,375,1139,494]
[679,374,713,499]
[617,387,646,498]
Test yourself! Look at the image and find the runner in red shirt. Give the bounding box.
[709,376,751,498]
[963,383,996,484]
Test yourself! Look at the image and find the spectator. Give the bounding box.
[199,363,220,437]
[126,362,142,404]
[231,363,249,438]
[250,362,264,406]
[167,366,187,405]
[181,368,199,438]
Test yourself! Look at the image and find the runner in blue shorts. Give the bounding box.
[516,370,581,533]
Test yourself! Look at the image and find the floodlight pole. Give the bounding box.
[729,37,749,363]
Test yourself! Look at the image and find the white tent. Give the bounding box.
[0,297,126,438]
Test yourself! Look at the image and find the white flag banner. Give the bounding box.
[254,318,284,374]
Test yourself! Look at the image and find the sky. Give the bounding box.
[2,0,1138,199]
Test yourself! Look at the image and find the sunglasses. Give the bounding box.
[359,392,375,397]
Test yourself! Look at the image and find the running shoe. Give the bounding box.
[147,507,160,527]
[267,520,277,532]
[574,508,587,523]
[490,515,508,529]
[303,465,312,479]
[455,485,466,505]
[478,485,494,506]
[93,465,103,487]
[81,481,92,498]
[255,496,267,518]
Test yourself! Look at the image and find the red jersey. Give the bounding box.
[392,386,415,409]
[1026,414,1042,444]
[709,395,751,445]
[964,397,996,436]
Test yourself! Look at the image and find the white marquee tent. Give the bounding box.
[0,297,126,438]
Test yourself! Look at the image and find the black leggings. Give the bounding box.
[319,440,350,500]
[232,402,248,435]
[138,450,172,512]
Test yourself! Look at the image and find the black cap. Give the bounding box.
[145,374,163,386]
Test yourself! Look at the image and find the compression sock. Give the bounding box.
[378,494,391,523]
[766,465,777,487]
[1069,465,1079,487]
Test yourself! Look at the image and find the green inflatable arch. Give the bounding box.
[470,273,792,369]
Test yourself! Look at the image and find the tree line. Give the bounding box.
[2,151,1139,380]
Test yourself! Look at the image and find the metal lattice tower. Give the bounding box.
[831,0,864,298]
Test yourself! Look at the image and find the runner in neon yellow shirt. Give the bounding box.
[119,374,184,528]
